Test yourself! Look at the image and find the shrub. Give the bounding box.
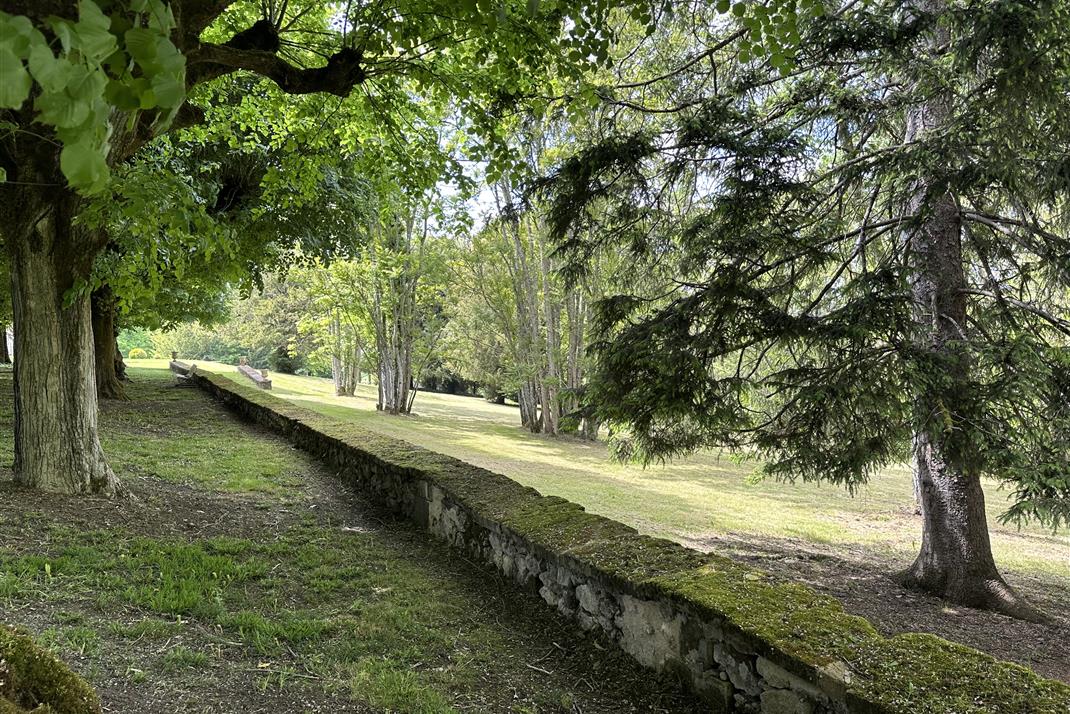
[127,348,148,360]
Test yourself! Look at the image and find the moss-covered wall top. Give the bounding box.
[189,368,1070,714]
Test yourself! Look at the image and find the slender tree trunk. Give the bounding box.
[330,311,345,396]
[0,322,10,364]
[896,4,1042,620]
[92,285,127,400]
[7,206,123,495]
[539,232,561,436]
[563,289,585,435]
[342,341,360,396]
[114,335,127,382]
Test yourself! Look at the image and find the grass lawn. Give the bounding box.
[130,358,1070,683]
[0,367,700,713]
[126,360,1070,683]
[148,360,1069,579]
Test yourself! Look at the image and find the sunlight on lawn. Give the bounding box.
[136,359,1070,578]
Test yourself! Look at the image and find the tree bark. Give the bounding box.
[897,191,1044,620]
[114,335,127,382]
[0,322,10,364]
[7,204,124,496]
[92,285,127,400]
[539,225,561,436]
[895,3,1043,620]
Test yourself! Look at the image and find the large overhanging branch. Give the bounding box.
[186,19,365,95]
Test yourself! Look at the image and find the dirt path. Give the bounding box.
[0,372,702,713]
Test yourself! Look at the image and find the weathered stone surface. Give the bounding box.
[713,642,762,696]
[815,661,853,702]
[760,688,814,714]
[691,669,734,712]
[757,657,824,701]
[616,595,684,670]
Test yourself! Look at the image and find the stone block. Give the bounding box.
[616,595,684,670]
[760,688,813,714]
[756,657,823,701]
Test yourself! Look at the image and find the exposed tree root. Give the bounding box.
[896,564,1050,624]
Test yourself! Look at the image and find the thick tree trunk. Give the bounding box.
[901,437,1045,620]
[896,11,1042,618]
[91,285,127,400]
[898,193,1044,619]
[0,322,10,364]
[8,211,123,496]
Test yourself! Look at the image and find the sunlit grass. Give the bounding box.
[2,368,693,710]
[132,358,1070,580]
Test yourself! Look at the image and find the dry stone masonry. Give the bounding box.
[176,365,1070,714]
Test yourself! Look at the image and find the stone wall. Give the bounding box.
[182,367,1070,714]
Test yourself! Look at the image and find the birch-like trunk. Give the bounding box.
[538,222,561,435]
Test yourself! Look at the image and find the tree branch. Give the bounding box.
[186,20,365,95]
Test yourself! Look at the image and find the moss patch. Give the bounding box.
[0,626,101,714]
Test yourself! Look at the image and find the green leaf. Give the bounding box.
[0,166,6,182]
[60,139,109,193]
[0,48,32,109]
[27,44,72,93]
[105,79,140,110]
[75,0,118,62]
[0,13,44,56]
[124,27,158,64]
[49,19,74,53]
[150,72,184,108]
[35,90,90,128]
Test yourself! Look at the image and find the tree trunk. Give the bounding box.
[581,416,600,441]
[0,322,10,364]
[342,342,360,396]
[895,8,1042,618]
[540,245,560,436]
[901,436,1045,620]
[8,209,124,496]
[91,285,127,400]
[114,335,127,382]
[330,311,345,396]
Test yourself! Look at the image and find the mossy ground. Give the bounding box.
[0,368,701,713]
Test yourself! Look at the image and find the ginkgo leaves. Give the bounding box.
[0,0,185,194]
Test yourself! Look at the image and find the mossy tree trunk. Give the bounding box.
[6,190,124,496]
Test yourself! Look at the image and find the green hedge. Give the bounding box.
[192,370,1070,714]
